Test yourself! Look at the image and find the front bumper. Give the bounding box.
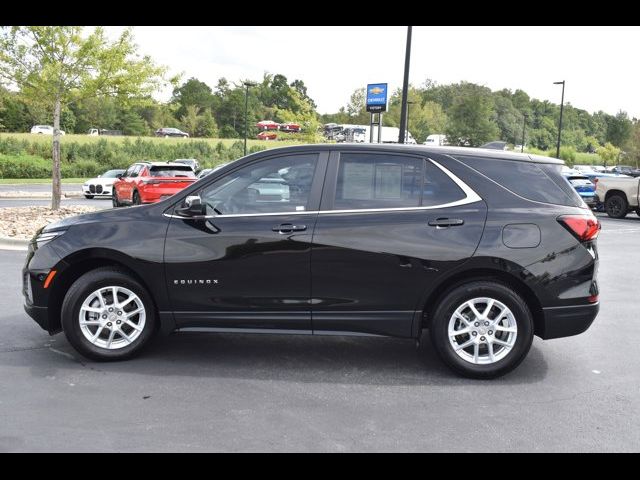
[82,184,112,196]
[24,300,52,333]
[538,302,599,339]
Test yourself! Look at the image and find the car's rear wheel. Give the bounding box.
[112,191,120,208]
[635,208,640,217]
[84,195,94,199]
[132,191,141,206]
[61,268,157,361]
[605,194,628,218]
[429,280,534,379]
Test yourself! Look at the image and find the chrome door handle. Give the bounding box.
[272,224,307,234]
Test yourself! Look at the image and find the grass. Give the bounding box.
[0,132,306,149]
[0,178,85,184]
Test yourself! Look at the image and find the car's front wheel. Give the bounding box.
[605,194,628,218]
[112,192,120,208]
[132,191,141,205]
[61,268,157,361]
[429,280,534,379]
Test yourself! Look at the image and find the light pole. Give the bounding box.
[521,113,528,153]
[243,81,257,156]
[405,100,416,144]
[398,26,413,144]
[554,80,565,158]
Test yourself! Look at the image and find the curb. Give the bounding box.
[0,193,84,199]
[0,236,29,251]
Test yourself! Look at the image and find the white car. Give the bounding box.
[30,125,65,135]
[82,169,126,199]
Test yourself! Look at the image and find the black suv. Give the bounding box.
[23,145,600,378]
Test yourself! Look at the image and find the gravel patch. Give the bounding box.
[0,206,98,240]
[0,191,83,198]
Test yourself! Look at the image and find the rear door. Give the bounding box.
[311,150,488,337]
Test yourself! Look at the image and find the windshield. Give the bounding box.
[149,166,196,178]
[102,170,124,178]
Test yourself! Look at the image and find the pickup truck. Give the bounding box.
[595,176,640,218]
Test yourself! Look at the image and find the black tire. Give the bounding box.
[132,190,141,206]
[635,208,640,217]
[429,280,534,379]
[61,267,157,361]
[605,194,628,219]
[84,195,94,199]
[112,192,120,208]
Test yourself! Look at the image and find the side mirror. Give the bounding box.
[176,195,206,217]
[115,173,123,179]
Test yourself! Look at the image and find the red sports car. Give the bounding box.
[279,122,301,133]
[112,161,197,207]
[256,120,280,131]
[257,131,278,140]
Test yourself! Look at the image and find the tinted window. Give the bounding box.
[335,154,422,209]
[334,153,465,210]
[457,155,583,207]
[200,153,318,215]
[150,166,196,177]
[130,165,143,178]
[124,165,138,178]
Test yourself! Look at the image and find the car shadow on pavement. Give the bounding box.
[14,330,549,386]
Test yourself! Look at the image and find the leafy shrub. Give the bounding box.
[0,154,51,178]
[0,135,269,178]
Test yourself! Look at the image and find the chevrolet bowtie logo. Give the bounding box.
[369,87,384,95]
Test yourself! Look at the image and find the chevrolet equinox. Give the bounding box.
[23,145,600,378]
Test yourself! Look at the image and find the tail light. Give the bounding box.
[558,214,601,242]
[142,179,161,185]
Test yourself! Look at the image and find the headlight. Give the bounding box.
[34,230,66,248]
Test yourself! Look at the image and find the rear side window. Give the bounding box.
[334,153,465,210]
[150,166,196,178]
[457,156,584,207]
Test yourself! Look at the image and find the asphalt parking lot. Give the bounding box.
[0,213,638,452]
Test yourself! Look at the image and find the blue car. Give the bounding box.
[563,173,597,208]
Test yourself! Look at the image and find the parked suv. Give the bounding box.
[155,127,189,138]
[23,145,600,378]
[112,162,197,206]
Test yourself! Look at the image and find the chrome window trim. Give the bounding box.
[164,158,482,219]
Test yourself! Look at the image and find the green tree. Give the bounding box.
[597,142,621,168]
[444,82,499,146]
[195,109,218,138]
[171,77,216,119]
[624,120,640,168]
[181,105,200,136]
[0,26,167,209]
[606,111,633,147]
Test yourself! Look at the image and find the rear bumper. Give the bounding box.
[538,302,599,339]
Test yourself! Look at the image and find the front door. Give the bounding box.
[164,151,327,331]
[311,150,487,337]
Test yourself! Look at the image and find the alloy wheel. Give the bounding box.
[448,297,518,365]
[78,286,146,350]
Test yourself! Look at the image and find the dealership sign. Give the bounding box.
[366,83,388,113]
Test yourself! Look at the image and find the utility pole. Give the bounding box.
[398,26,412,144]
[554,80,565,159]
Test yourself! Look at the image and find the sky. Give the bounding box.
[103,26,640,118]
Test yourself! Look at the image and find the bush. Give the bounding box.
[0,135,270,178]
[0,154,51,178]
